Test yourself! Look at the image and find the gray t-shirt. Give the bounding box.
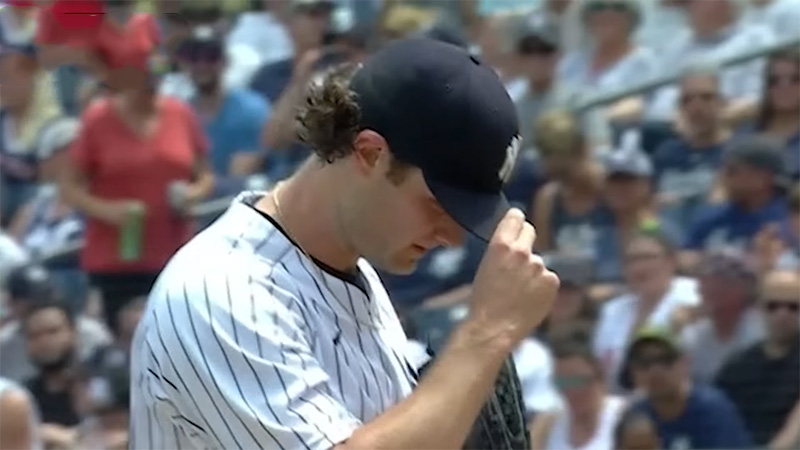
[0,316,112,383]
[681,308,765,385]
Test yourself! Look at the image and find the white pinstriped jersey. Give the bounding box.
[129,192,418,450]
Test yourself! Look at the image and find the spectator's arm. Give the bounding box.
[606,97,645,123]
[40,424,78,449]
[229,97,271,176]
[183,106,214,203]
[770,400,800,450]
[531,182,558,252]
[261,50,322,151]
[528,411,557,450]
[7,201,35,243]
[0,388,35,450]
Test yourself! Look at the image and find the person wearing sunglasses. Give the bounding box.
[530,337,625,450]
[715,269,800,446]
[740,49,800,181]
[623,327,753,449]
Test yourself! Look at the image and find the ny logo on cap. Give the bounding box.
[499,135,521,184]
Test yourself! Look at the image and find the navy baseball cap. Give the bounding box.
[349,38,521,241]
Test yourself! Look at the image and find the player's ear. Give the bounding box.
[352,129,389,175]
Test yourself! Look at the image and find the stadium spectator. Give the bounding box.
[513,20,611,151]
[680,249,765,384]
[612,408,661,450]
[0,376,42,450]
[624,327,754,449]
[181,25,270,177]
[593,230,700,393]
[635,0,690,55]
[0,47,62,228]
[22,300,84,447]
[715,269,800,445]
[0,0,36,48]
[521,0,582,55]
[249,0,333,104]
[652,66,731,229]
[226,0,293,72]
[6,117,87,311]
[59,57,213,335]
[529,337,625,450]
[681,135,789,271]
[739,49,800,180]
[559,0,656,122]
[753,182,800,271]
[646,0,775,121]
[530,111,609,255]
[0,264,111,383]
[539,255,596,342]
[746,0,800,40]
[594,147,681,287]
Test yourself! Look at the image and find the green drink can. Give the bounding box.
[119,202,146,262]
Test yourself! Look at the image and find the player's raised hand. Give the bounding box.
[469,208,559,346]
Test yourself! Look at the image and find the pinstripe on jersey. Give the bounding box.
[129,192,417,450]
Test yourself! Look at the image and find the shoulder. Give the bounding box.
[81,97,114,123]
[228,89,270,114]
[76,316,113,342]
[600,293,635,318]
[690,384,739,410]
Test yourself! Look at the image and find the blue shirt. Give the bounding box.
[685,197,788,251]
[201,89,270,175]
[249,58,294,104]
[633,384,753,449]
[653,137,726,227]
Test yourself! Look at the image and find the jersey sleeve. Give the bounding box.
[155,262,361,450]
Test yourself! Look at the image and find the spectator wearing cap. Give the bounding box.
[59,47,214,336]
[652,66,732,228]
[179,26,271,177]
[593,230,701,394]
[0,264,111,384]
[558,0,657,122]
[738,49,800,181]
[680,249,765,384]
[681,135,789,271]
[716,269,800,446]
[646,0,775,121]
[0,46,63,227]
[6,117,87,311]
[594,147,683,290]
[624,327,753,449]
[512,18,611,151]
[530,110,611,256]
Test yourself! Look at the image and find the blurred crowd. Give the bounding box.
[0,0,798,449]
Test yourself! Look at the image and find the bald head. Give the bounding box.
[760,270,800,345]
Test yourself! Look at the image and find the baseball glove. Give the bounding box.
[419,355,530,450]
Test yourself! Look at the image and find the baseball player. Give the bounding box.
[129,37,559,450]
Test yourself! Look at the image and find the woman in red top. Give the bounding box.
[59,59,214,334]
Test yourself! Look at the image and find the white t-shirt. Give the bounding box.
[545,395,625,450]
[592,276,701,392]
[513,337,563,417]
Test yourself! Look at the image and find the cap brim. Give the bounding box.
[425,177,510,242]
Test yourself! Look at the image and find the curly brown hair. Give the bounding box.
[295,64,412,183]
[296,64,363,163]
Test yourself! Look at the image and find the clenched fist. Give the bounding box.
[469,208,559,346]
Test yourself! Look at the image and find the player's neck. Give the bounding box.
[256,161,361,273]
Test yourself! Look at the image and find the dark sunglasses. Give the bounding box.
[631,353,677,370]
[680,92,717,104]
[768,74,800,86]
[763,300,800,314]
[555,374,595,391]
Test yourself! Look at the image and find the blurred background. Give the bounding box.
[0,0,798,449]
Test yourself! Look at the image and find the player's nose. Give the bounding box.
[433,214,465,247]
